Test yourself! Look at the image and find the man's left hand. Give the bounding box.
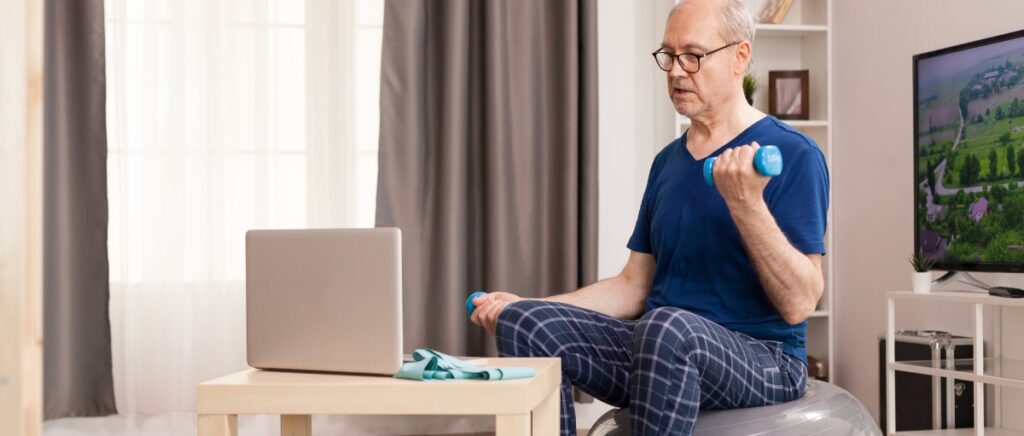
[711,141,771,207]
[469,291,523,336]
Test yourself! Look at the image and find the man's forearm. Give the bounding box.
[727,198,824,324]
[542,275,648,320]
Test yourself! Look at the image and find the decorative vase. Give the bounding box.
[912,272,932,294]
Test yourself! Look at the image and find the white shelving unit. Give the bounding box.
[886,290,1024,436]
[765,0,835,384]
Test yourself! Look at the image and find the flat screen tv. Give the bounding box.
[915,28,1024,273]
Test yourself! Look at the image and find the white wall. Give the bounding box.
[596,0,677,279]
[833,0,1024,427]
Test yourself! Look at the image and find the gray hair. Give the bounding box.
[671,0,756,45]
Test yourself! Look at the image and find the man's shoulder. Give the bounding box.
[757,116,817,149]
[756,116,824,165]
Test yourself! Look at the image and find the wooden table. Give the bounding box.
[196,357,561,436]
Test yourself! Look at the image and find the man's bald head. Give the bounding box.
[668,0,756,48]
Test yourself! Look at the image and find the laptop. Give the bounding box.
[245,228,403,375]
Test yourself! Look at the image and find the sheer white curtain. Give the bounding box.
[104,0,382,414]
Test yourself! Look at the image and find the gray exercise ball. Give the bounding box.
[588,380,881,436]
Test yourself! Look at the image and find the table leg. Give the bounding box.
[496,413,531,436]
[281,414,312,436]
[198,414,237,436]
[531,387,559,436]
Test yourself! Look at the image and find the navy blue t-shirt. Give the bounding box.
[627,115,829,363]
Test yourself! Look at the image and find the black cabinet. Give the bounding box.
[878,331,983,433]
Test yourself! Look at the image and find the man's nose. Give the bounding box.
[668,59,688,79]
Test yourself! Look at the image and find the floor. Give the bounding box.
[43,412,601,435]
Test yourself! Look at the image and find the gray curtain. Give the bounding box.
[377,0,598,356]
[43,0,116,419]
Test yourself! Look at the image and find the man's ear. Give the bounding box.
[734,40,752,75]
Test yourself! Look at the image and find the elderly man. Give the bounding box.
[469,0,829,434]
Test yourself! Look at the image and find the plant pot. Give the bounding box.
[912,272,932,294]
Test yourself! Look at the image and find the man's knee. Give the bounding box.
[494,299,565,356]
[496,299,552,336]
[634,306,708,356]
[637,306,706,332]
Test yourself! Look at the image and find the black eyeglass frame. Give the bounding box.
[651,41,740,74]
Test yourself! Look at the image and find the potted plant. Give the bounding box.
[908,250,936,294]
[743,73,757,106]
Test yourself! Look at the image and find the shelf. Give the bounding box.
[888,290,1024,308]
[754,23,828,38]
[888,357,1024,390]
[785,120,829,128]
[887,287,1018,434]
[809,309,829,318]
[893,428,1024,436]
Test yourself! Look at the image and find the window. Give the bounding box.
[104,0,384,414]
[106,0,383,283]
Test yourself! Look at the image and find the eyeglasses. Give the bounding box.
[652,42,739,74]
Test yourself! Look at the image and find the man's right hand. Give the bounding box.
[469,291,524,336]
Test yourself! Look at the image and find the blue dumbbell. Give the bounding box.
[703,145,783,187]
[466,291,487,317]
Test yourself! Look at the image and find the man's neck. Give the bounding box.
[686,96,765,160]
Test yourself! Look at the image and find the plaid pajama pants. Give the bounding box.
[495,300,807,436]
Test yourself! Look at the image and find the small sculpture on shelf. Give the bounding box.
[807,355,827,381]
[758,0,795,24]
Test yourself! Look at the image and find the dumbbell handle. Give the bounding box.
[703,145,783,187]
[466,291,487,317]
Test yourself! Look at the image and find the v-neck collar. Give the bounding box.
[680,115,771,163]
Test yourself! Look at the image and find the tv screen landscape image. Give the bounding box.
[915,29,1024,271]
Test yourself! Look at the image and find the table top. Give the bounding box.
[196,357,561,416]
[888,289,1024,307]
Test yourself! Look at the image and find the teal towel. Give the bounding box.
[394,349,536,381]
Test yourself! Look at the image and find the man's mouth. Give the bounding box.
[673,87,694,98]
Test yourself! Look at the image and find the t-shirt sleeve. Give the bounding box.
[627,156,662,254]
[766,141,830,255]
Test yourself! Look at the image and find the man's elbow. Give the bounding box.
[780,281,824,325]
[616,271,651,319]
[780,306,813,325]
[622,282,649,320]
